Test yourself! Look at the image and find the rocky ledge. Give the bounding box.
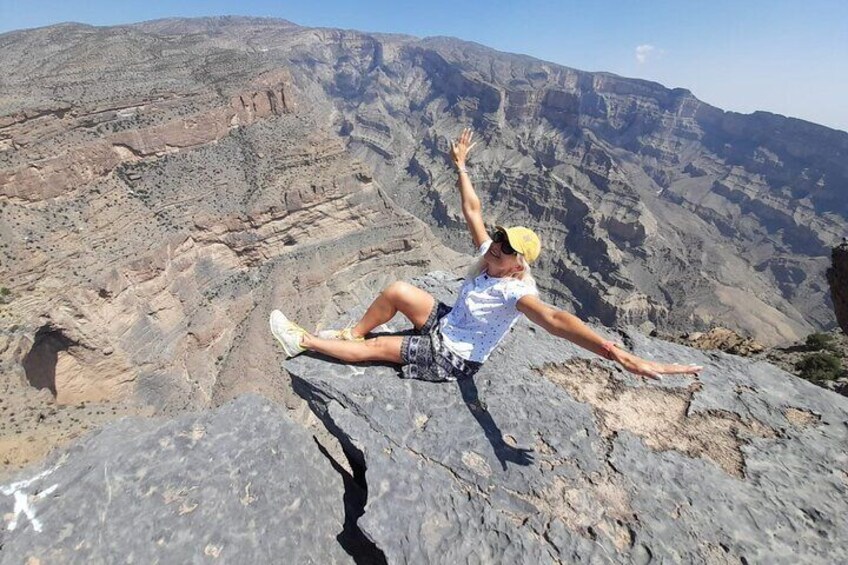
[0,394,369,564]
[828,241,848,335]
[2,272,847,563]
[289,273,848,563]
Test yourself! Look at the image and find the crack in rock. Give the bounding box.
[540,359,777,478]
[506,466,636,552]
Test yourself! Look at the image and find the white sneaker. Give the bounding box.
[269,310,307,358]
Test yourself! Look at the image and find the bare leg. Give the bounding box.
[351,281,436,338]
[302,334,404,364]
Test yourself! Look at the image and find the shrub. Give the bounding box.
[795,352,843,383]
[805,332,837,352]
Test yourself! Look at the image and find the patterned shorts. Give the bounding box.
[400,301,483,382]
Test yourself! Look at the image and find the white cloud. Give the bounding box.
[635,44,656,64]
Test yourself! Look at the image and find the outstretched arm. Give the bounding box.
[450,128,488,249]
[517,295,703,379]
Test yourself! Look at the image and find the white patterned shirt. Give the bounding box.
[438,239,538,363]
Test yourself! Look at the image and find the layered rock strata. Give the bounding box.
[0,37,464,475]
[0,69,294,201]
[4,18,846,348]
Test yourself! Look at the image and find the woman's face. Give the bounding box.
[485,241,522,276]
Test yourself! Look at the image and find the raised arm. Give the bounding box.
[450,128,488,249]
[517,295,703,380]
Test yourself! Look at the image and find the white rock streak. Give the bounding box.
[1,465,60,533]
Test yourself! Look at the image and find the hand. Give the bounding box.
[493,441,534,471]
[613,350,703,380]
[450,127,477,169]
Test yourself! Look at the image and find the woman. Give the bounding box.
[271,128,703,382]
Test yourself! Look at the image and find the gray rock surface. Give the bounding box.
[287,272,848,564]
[2,272,845,563]
[0,395,355,564]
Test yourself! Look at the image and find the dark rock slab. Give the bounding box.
[0,394,354,564]
[828,241,848,335]
[287,272,848,564]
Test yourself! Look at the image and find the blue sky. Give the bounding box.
[2,1,846,131]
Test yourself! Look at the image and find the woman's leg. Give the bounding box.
[350,281,436,338]
[302,334,404,364]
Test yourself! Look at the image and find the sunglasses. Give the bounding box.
[491,229,518,255]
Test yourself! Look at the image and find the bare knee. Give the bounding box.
[384,281,432,311]
[381,281,434,329]
[383,281,415,304]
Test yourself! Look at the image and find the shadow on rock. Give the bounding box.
[457,376,534,470]
[313,437,388,565]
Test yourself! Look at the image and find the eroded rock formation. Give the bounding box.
[670,327,765,357]
[0,70,293,201]
[827,241,848,335]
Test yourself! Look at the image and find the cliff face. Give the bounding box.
[269,26,847,345]
[828,242,848,335]
[4,19,846,350]
[0,21,465,473]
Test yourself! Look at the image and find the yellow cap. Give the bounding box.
[496,225,542,263]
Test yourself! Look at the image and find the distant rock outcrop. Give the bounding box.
[827,241,848,335]
[668,327,765,357]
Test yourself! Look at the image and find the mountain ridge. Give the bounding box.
[5,16,847,135]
